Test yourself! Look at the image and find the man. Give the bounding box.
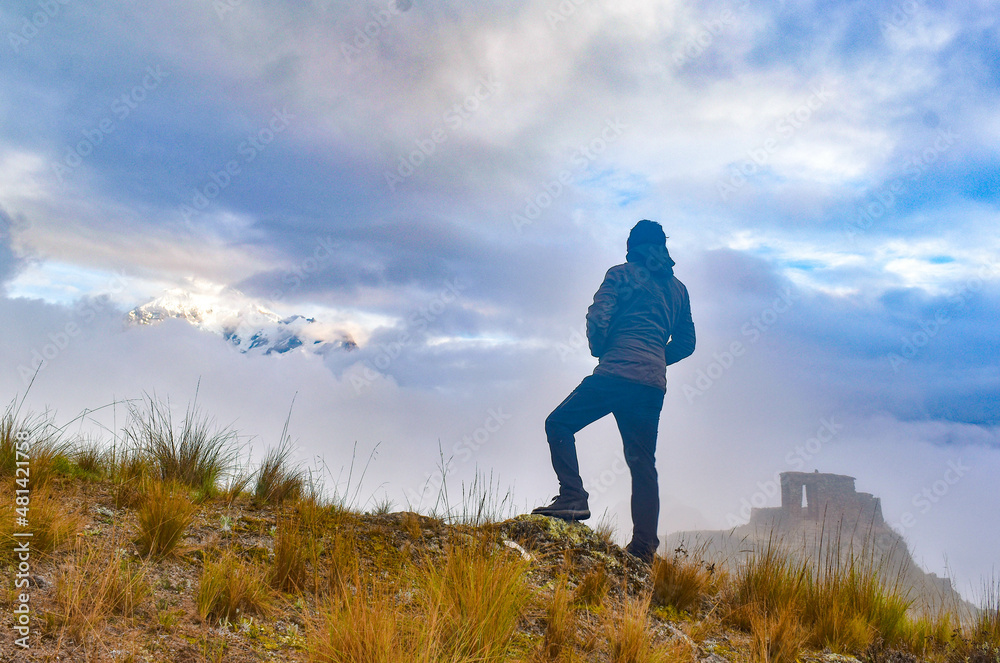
[532,220,696,563]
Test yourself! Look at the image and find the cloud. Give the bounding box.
[676,248,1000,427]
[0,206,27,289]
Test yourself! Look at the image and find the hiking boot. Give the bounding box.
[625,541,656,564]
[531,494,591,521]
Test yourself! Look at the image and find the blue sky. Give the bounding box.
[1,0,998,597]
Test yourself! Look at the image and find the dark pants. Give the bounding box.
[544,374,665,552]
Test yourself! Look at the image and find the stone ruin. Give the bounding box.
[749,470,884,530]
[663,470,971,613]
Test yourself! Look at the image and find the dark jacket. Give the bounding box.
[585,244,695,391]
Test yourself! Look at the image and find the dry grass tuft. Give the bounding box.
[542,577,577,660]
[70,436,107,479]
[123,393,240,498]
[748,605,808,663]
[594,513,617,546]
[574,565,611,609]
[321,528,360,597]
[197,550,274,624]
[308,538,531,663]
[802,534,911,653]
[950,577,1000,663]
[1,400,72,489]
[721,531,922,660]
[46,539,150,644]
[308,578,400,663]
[271,512,307,593]
[651,546,716,615]
[605,594,669,663]
[721,539,807,633]
[972,578,1000,646]
[416,540,532,661]
[135,480,195,558]
[253,437,304,505]
[17,485,82,557]
[107,441,154,509]
[903,610,955,657]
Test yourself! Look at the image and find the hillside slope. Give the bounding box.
[1,471,996,663]
[2,404,998,663]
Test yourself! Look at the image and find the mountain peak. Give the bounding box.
[126,287,356,355]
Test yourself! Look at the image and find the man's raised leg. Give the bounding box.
[533,375,615,519]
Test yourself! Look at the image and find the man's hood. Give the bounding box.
[625,243,675,278]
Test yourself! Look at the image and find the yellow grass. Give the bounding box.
[46,539,150,645]
[542,577,578,660]
[7,391,997,663]
[135,480,195,558]
[417,541,533,661]
[306,538,532,663]
[605,594,670,663]
[271,511,307,593]
[651,547,717,615]
[197,550,274,624]
[308,577,401,663]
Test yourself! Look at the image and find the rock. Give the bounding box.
[502,538,533,561]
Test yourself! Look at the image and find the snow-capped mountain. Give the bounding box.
[126,287,357,356]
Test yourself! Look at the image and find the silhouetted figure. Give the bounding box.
[532,220,696,563]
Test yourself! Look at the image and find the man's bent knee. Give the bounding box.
[545,416,571,441]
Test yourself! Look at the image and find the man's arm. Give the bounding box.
[664,292,695,365]
[586,267,622,358]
